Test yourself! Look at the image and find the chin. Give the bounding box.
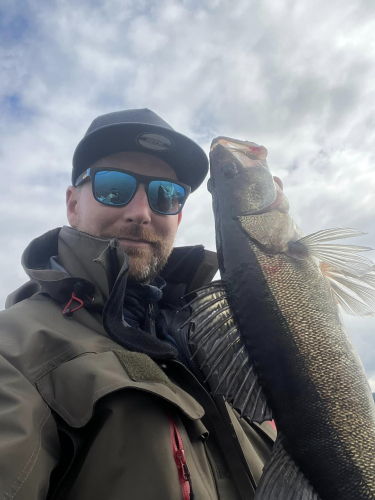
[127,255,155,283]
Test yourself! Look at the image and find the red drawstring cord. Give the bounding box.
[63,281,95,318]
[63,292,85,317]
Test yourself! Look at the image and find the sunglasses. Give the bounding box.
[75,168,191,215]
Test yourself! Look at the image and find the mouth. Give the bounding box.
[118,238,153,247]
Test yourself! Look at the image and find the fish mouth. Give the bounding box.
[210,137,269,176]
[211,137,268,160]
[211,136,258,151]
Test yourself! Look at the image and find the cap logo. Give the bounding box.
[137,133,172,151]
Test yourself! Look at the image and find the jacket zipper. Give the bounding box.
[147,301,157,336]
[168,414,194,500]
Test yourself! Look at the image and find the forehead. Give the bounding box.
[90,151,178,180]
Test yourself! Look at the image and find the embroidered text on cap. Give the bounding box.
[137,133,172,151]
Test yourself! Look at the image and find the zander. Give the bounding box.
[183,137,375,500]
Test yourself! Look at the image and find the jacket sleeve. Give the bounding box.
[0,354,59,499]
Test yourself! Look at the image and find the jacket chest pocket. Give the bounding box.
[36,350,206,499]
[36,350,204,429]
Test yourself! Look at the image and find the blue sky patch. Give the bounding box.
[2,94,34,122]
[0,11,29,43]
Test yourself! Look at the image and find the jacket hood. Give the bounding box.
[6,227,124,310]
[6,226,218,311]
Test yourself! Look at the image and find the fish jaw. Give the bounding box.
[209,138,279,216]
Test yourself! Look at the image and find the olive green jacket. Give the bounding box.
[0,226,275,499]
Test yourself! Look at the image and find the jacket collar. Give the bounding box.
[16,226,127,310]
[7,226,219,360]
[7,226,218,311]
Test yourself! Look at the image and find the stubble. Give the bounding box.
[97,225,173,283]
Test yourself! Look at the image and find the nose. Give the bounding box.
[121,184,152,225]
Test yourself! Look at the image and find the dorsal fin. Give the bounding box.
[184,281,272,423]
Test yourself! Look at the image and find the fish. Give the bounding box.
[183,137,375,500]
[157,183,180,213]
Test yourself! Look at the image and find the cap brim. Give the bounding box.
[72,123,208,192]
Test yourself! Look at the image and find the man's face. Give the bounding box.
[66,151,182,283]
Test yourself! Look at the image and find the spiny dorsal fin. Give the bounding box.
[184,281,272,423]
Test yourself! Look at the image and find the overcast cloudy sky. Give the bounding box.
[1,0,375,388]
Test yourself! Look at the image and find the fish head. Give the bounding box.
[209,137,296,253]
[209,137,285,217]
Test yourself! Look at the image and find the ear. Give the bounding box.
[66,186,79,228]
[177,210,183,226]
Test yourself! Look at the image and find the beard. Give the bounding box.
[98,224,174,283]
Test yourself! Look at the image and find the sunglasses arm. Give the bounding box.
[75,169,91,187]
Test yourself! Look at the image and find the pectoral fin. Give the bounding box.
[291,228,375,317]
[238,219,375,318]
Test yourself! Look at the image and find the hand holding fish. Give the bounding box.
[185,138,375,500]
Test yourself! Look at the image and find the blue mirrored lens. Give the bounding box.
[94,171,136,205]
[148,180,186,214]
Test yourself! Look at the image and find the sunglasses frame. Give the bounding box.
[75,167,191,215]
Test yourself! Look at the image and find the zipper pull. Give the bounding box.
[176,450,188,479]
[169,415,195,500]
[176,450,194,500]
[147,302,157,337]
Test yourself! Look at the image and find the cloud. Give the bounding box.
[1,0,375,383]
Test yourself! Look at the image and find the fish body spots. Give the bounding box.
[264,263,282,276]
[251,243,375,498]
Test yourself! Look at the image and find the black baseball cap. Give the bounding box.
[72,108,208,192]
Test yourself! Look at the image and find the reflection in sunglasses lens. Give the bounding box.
[93,171,186,213]
[94,171,136,205]
[149,181,185,214]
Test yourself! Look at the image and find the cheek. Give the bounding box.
[77,189,117,230]
[153,214,179,239]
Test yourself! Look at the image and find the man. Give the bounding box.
[0,109,275,500]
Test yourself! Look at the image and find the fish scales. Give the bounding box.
[246,245,375,497]
[206,138,375,500]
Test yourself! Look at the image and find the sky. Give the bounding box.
[1,0,375,389]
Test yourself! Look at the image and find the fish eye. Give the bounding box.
[222,162,239,178]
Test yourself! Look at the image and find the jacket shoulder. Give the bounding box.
[0,295,114,383]
[5,279,41,309]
